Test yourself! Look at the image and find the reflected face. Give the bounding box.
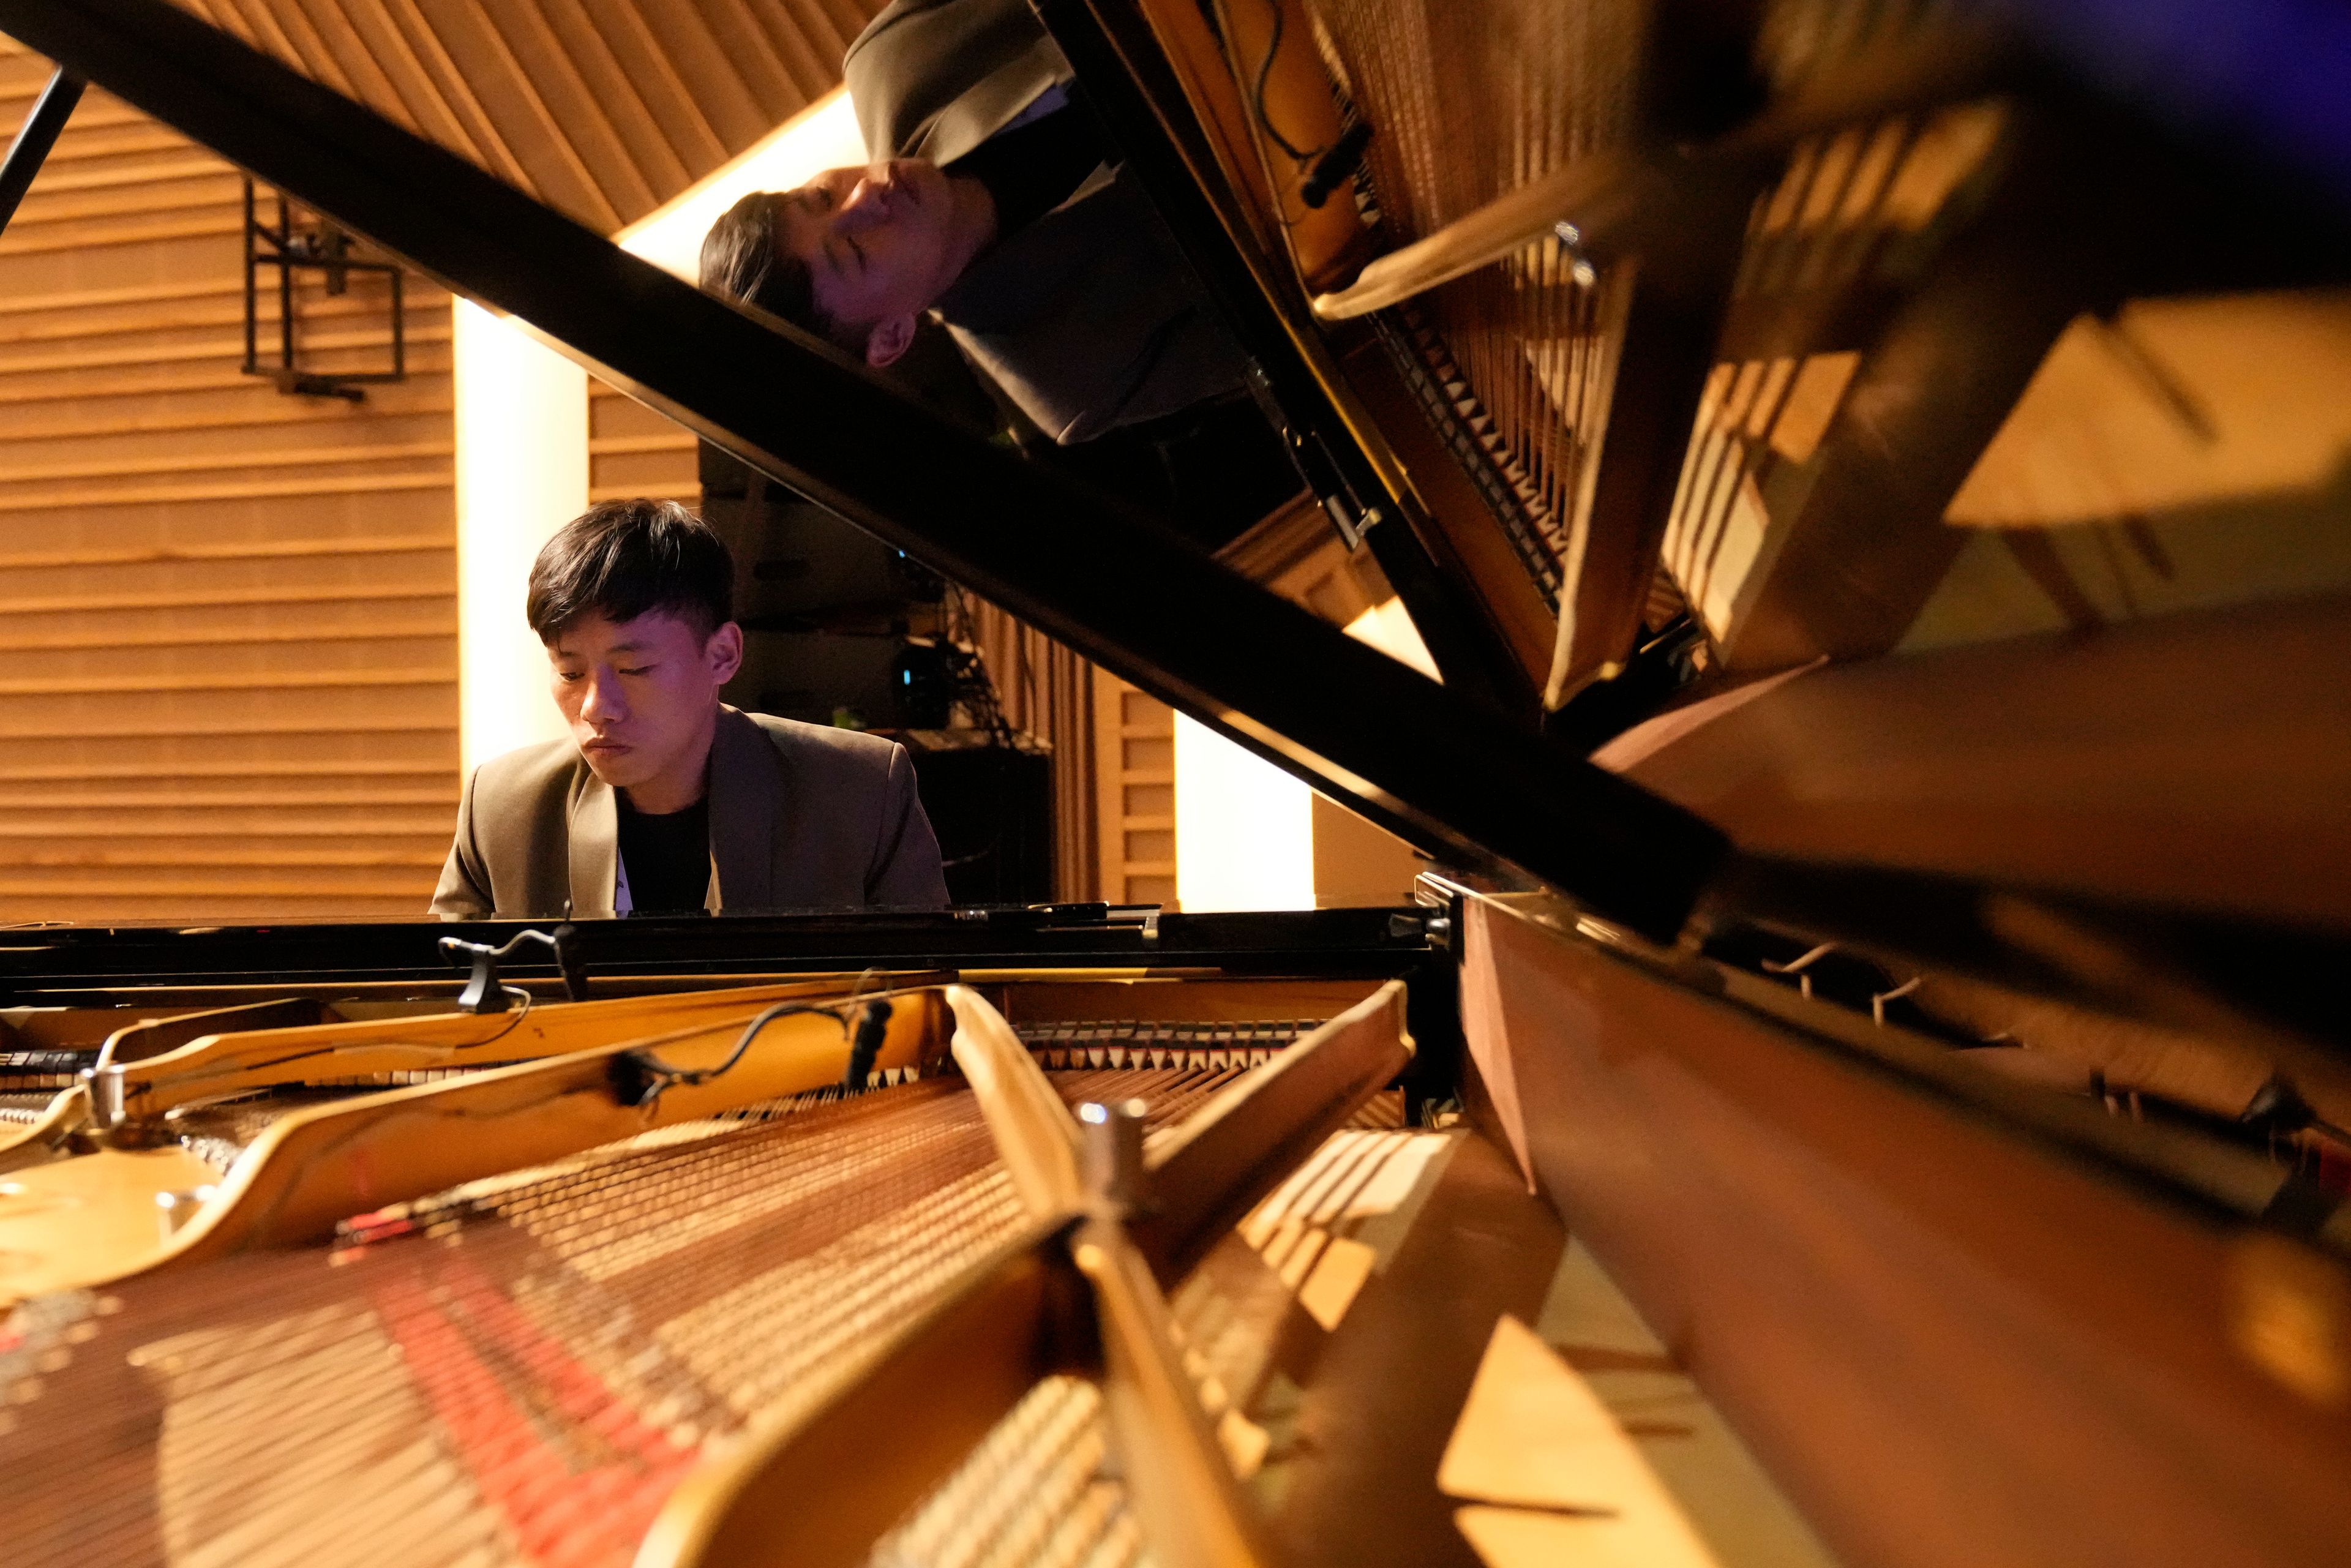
[546,610,743,802]
[774,159,961,334]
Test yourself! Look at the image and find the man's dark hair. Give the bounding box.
[527,499,735,643]
[702,189,847,347]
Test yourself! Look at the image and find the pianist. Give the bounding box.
[698,0,1251,447]
[430,500,949,918]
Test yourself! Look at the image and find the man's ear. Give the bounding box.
[866,313,917,368]
[705,621,745,686]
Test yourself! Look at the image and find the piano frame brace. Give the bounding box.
[641,980,1405,1568]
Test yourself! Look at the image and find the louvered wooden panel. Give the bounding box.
[174,0,890,231]
[1093,677,1176,907]
[589,380,696,503]
[0,42,457,923]
[970,597,1099,903]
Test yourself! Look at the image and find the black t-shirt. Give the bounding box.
[617,794,711,915]
[944,89,1109,246]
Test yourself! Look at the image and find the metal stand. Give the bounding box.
[437,926,585,1012]
[242,176,406,401]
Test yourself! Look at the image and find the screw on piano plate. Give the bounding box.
[156,1185,217,1241]
[1553,220,1598,287]
[1079,1099,1149,1217]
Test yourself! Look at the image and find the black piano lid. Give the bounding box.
[0,905,1444,1001]
[2,0,2348,1056]
[0,0,1726,948]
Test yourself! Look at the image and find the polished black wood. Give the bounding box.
[0,907,1445,1007]
[0,0,1727,945]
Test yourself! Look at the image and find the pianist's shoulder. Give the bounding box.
[735,709,912,777]
[460,710,915,806]
[465,735,587,800]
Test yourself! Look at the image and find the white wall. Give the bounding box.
[452,299,589,775]
[1173,713,1316,911]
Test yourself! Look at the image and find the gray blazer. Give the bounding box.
[844,0,1251,442]
[430,707,949,918]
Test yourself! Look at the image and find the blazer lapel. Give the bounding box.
[705,706,776,913]
[566,767,620,917]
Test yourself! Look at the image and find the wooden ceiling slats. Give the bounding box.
[206,0,362,107]
[371,0,538,193]
[151,0,891,231]
[13,155,231,197]
[616,2,770,155]
[410,0,626,231]
[694,0,822,126]
[0,278,233,318]
[0,318,443,379]
[531,0,696,196]
[283,0,426,137]
[473,0,661,220]
[317,0,487,168]
[745,1,843,105]
[0,402,454,447]
[574,0,729,173]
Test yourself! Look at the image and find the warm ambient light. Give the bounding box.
[453,299,587,774]
[1343,595,1441,680]
[450,91,867,779]
[1174,714,1316,912]
[1172,598,1434,910]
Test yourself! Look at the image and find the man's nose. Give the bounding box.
[580,670,626,724]
[836,176,891,230]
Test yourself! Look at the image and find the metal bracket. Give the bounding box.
[1079,1098,1150,1217]
[437,925,583,1013]
[242,176,406,401]
[838,1000,893,1089]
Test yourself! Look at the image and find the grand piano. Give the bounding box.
[1,0,2349,1564]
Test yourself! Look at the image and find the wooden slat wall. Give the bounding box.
[1093,676,1176,907]
[969,598,1098,902]
[175,0,891,230]
[589,381,697,505]
[0,44,457,922]
[0,0,887,923]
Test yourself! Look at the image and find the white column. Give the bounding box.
[1173,713,1316,912]
[452,299,589,776]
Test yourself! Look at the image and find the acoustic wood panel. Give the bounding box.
[173,0,891,231]
[0,43,457,923]
[1093,675,1176,907]
[589,380,696,504]
[970,596,1098,903]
